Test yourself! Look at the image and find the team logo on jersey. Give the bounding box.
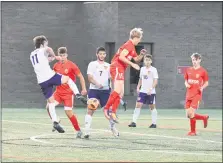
[104,66,108,70]
[196,74,200,78]
[64,69,68,74]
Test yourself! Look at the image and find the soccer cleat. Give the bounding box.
[187,131,197,136]
[128,122,136,127]
[76,94,87,105]
[110,113,119,123]
[122,101,127,111]
[53,122,65,133]
[203,115,209,128]
[76,130,83,139]
[149,124,157,128]
[84,134,90,139]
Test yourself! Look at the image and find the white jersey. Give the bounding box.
[139,66,158,94]
[87,60,110,90]
[30,48,55,83]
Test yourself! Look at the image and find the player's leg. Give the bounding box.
[128,93,145,127]
[120,98,127,111]
[149,94,157,128]
[84,89,98,139]
[61,75,87,105]
[63,95,82,138]
[185,99,197,136]
[46,92,61,122]
[191,97,209,128]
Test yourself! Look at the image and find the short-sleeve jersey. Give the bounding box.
[139,66,159,94]
[87,61,110,90]
[184,67,209,99]
[30,48,55,83]
[53,60,80,95]
[111,40,137,70]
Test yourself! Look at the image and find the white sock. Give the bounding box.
[120,99,124,105]
[84,114,92,135]
[132,108,141,123]
[67,78,80,95]
[151,108,157,124]
[48,103,58,122]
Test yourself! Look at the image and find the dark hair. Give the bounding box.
[144,54,152,60]
[191,53,201,60]
[58,47,67,54]
[96,47,106,54]
[33,35,47,48]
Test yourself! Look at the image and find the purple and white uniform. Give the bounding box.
[30,48,62,99]
[87,60,111,107]
[137,66,158,105]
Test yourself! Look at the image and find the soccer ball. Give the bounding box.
[87,98,100,110]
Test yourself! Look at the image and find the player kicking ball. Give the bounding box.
[84,47,127,139]
[103,28,147,123]
[128,54,158,128]
[184,53,209,136]
[30,35,87,133]
[46,47,87,138]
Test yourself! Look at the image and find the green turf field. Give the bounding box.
[2,108,222,162]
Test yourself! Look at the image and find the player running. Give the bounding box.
[103,28,147,123]
[128,54,158,128]
[184,53,209,136]
[30,35,87,133]
[84,47,127,139]
[46,47,87,138]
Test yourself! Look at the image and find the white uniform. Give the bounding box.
[87,61,110,90]
[30,48,55,84]
[139,66,158,94]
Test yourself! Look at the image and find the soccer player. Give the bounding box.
[30,35,87,133]
[103,28,147,123]
[84,47,127,139]
[46,47,87,138]
[128,54,158,128]
[184,53,209,136]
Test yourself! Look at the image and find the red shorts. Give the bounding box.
[110,65,125,81]
[54,91,74,108]
[185,95,201,109]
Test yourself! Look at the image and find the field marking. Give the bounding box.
[29,132,222,157]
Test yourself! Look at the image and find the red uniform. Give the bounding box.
[53,60,80,107]
[184,66,209,109]
[110,40,137,81]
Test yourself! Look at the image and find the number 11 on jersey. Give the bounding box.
[32,54,39,65]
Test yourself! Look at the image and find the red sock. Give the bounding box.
[194,113,205,120]
[69,115,80,131]
[112,96,121,113]
[190,118,196,132]
[104,91,119,110]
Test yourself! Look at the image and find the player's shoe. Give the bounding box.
[84,134,90,139]
[53,122,65,133]
[76,130,83,138]
[110,112,119,123]
[187,131,197,136]
[111,127,120,137]
[203,115,209,128]
[128,122,136,127]
[122,101,127,111]
[76,94,87,105]
[149,124,157,128]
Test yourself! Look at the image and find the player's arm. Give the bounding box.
[184,70,191,88]
[133,49,147,63]
[137,68,142,93]
[87,63,102,88]
[45,47,61,61]
[152,69,158,89]
[200,70,209,91]
[72,63,87,93]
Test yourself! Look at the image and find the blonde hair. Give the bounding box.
[130,28,143,39]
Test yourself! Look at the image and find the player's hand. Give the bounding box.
[147,88,152,95]
[140,49,147,56]
[96,83,103,89]
[137,87,140,94]
[81,89,87,96]
[55,56,62,61]
[185,83,191,88]
[199,87,204,92]
[131,63,140,70]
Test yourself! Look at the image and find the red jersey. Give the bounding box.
[111,40,137,70]
[53,60,80,95]
[184,66,209,100]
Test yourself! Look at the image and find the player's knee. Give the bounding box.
[87,109,94,116]
[61,75,69,84]
[48,96,54,103]
[150,104,155,110]
[136,102,142,108]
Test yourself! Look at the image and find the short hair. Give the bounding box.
[58,47,67,54]
[96,47,106,54]
[144,54,152,60]
[33,35,47,48]
[191,53,202,60]
[130,28,143,39]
